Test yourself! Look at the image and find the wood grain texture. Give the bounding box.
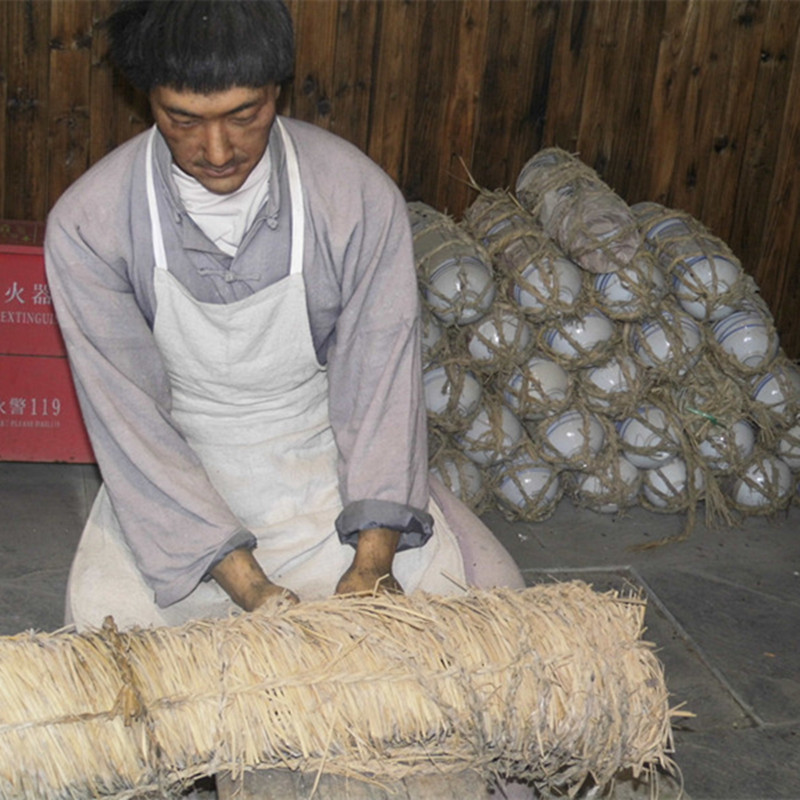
[0,2,7,217]
[47,1,94,208]
[4,0,51,221]
[472,1,559,194]
[1,0,800,356]
[366,1,424,186]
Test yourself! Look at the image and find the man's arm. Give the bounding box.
[319,155,433,585]
[211,549,298,609]
[335,528,402,595]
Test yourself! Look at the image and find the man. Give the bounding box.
[45,0,524,631]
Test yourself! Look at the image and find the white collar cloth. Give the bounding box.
[170,141,272,256]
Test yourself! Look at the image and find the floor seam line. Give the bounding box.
[631,568,768,729]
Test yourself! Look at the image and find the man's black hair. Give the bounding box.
[106,0,295,94]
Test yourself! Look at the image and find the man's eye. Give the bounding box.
[232,115,256,126]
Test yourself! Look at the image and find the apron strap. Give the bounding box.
[145,126,169,271]
[275,118,305,277]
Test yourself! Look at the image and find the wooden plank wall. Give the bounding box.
[2,0,799,357]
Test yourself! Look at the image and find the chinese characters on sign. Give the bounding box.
[1,247,66,357]
[0,280,56,325]
[2,280,57,325]
[1,244,95,461]
[0,395,63,429]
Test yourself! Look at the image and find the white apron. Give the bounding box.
[66,121,465,631]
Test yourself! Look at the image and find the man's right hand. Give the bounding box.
[210,548,298,611]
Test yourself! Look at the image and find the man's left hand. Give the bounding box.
[335,527,404,596]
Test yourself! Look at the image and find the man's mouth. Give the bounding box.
[202,164,239,178]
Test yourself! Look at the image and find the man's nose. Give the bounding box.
[203,123,234,166]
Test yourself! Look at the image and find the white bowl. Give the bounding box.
[467,310,532,364]
[423,366,482,418]
[544,310,615,361]
[582,355,640,406]
[594,254,666,317]
[430,457,484,501]
[630,201,668,231]
[456,404,523,466]
[420,314,444,367]
[712,309,778,370]
[632,309,703,374]
[617,406,680,469]
[640,215,693,246]
[731,454,793,508]
[542,409,605,463]
[672,251,741,320]
[425,258,496,325]
[776,423,800,470]
[751,365,800,415]
[574,455,641,513]
[697,419,756,471]
[502,357,571,417]
[479,217,515,245]
[642,456,704,508]
[512,255,583,312]
[493,456,560,510]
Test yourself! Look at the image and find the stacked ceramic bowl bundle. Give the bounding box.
[411,148,800,526]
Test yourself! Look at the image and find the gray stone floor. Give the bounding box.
[1,461,799,800]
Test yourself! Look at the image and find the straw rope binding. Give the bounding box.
[0,584,681,799]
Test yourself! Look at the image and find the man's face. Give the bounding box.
[150,84,281,195]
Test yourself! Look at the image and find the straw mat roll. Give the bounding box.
[0,582,679,799]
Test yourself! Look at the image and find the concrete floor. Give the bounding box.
[1,460,799,800]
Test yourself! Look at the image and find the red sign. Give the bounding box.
[0,245,67,357]
[1,234,95,462]
[0,354,95,463]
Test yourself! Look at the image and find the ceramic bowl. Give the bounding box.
[730,454,793,508]
[616,406,680,469]
[425,257,496,325]
[640,215,693,246]
[512,255,583,312]
[582,355,640,404]
[423,366,482,418]
[493,455,560,510]
[542,409,605,462]
[430,457,484,501]
[420,313,444,365]
[751,365,800,415]
[642,456,704,508]
[672,251,741,321]
[574,455,641,513]
[776,423,800,470]
[502,357,570,416]
[632,309,703,374]
[456,404,523,466]
[712,309,779,370]
[467,310,532,364]
[697,419,756,471]
[630,201,668,231]
[544,310,615,360]
[594,255,666,317]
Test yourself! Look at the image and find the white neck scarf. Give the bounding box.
[171,145,272,257]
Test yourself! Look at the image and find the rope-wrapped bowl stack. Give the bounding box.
[0,582,680,799]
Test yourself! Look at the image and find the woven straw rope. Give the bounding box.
[0,583,680,799]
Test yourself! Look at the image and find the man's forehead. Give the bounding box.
[152,84,275,116]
